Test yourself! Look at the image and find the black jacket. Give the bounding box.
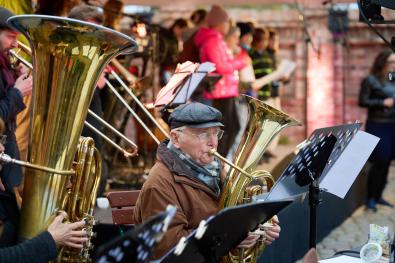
[359,74,395,122]
[0,193,57,263]
[0,65,26,192]
[0,231,57,263]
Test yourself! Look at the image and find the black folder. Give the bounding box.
[159,199,293,263]
[92,206,176,263]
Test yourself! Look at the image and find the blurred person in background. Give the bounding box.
[359,50,395,212]
[178,8,207,63]
[224,26,249,159]
[194,5,251,158]
[159,18,188,86]
[249,27,280,162]
[103,0,123,31]
[236,22,254,53]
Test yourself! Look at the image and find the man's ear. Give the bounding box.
[170,131,181,148]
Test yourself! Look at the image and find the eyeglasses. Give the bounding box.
[179,129,224,141]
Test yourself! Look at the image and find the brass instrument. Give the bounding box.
[110,58,137,85]
[58,137,102,261]
[14,40,169,151]
[211,95,300,263]
[10,43,138,157]
[7,14,137,263]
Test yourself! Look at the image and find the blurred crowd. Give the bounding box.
[157,5,289,162]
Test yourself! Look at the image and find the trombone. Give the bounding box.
[12,41,169,153]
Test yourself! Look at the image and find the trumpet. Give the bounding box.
[12,41,170,153]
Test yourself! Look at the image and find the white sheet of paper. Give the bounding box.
[251,59,296,89]
[319,255,362,263]
[319,131,379,199]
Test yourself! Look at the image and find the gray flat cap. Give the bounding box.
[0,7,15,30]
[169,102,224,129]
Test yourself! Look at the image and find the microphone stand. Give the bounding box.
[294,0,320,138]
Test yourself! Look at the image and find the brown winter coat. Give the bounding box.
[134,144,221,259]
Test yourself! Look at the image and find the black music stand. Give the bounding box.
[158,199,294,263]
[92,205,176,263]
[264,123,371,249]
[189,73,222,102]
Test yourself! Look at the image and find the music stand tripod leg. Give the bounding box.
[309,178,323,249]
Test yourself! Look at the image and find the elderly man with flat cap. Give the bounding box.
[134,102,280,258]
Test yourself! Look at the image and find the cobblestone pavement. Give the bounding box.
[312,162,395,261]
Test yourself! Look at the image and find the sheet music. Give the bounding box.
[278,59,296,79]
[154,61,215,106]
[154,62,199,106]
[319,131,379,199]
[251,59,296,89]
[172,62,215,104]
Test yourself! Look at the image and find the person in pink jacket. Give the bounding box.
[194,5,251,157]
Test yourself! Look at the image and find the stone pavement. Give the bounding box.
[312,162,395,261]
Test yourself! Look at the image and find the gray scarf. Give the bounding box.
[167,141,221,195]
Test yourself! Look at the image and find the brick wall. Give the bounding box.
[154,5,395,142]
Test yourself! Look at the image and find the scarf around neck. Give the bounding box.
[160,140,221,196]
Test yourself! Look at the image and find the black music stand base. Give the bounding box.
[309,178,323,249]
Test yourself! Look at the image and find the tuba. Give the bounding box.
[218,95,300,263]
[7,14,137,261]
[58,136,102,261]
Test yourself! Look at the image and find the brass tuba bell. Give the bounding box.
[7,14,137,261]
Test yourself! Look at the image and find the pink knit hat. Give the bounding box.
[206,5,229,27]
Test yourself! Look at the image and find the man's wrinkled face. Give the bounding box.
[0,29,19,52]
[171,126,223,166]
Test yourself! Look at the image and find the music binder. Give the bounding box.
[158,199,294,263]
[92,205,176,263]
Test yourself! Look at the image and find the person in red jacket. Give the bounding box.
[194,5,251,158]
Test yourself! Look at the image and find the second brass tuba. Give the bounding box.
[7,14,137,261]
[219,95,300,263]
